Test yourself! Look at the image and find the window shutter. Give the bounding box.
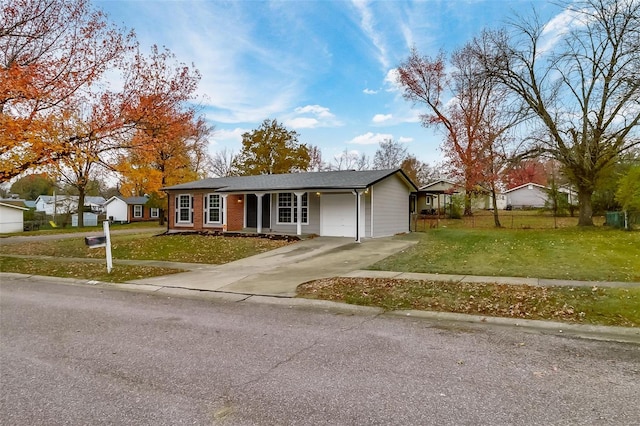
[175,196,179,223]
[203,195,207,224]
[191,196,194,223]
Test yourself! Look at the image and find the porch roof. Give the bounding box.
[162,169,417,193]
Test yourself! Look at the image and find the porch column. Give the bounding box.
[352,189,364,243]
[255,192,265,233]
[294,191,305,236]
[220,194,228,231]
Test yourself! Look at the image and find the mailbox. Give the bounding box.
[85,236,107,248]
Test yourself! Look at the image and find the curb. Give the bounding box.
[2,273,638,344]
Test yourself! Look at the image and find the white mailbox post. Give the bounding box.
[84,221,113,273]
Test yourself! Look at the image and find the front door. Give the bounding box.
[246,194,271,229]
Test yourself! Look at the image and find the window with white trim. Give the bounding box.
[150,207,159,218]
[133,205,143,218]
[175,194,193,224]
[204,194,222,224]
[278,192,307,224]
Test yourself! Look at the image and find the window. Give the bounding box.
[175,194,193,224]
[204,194,222,224]
[278,192,307,224]
[133,205,143,218]
[150,208,159,218]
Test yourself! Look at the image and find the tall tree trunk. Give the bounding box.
[464,192,472,216]
[77,189,85,229]
[577,187,594,226]
[491,188,501,228]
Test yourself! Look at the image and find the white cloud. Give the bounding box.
[284,104,342,129]
[363,88,378,95]
[351,0,389,69]
[348,132,393,145]
[384,68,401,92]
[372,113,392,123]
[539,7,586,56]
[210,127,247,146]
[398,136,413,143]
[295,105,334,118]
[286,117,319,129]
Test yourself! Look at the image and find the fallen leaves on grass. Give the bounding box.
[297,277,640,327]
[0,256,184,283]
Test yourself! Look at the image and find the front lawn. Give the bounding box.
[0,233,292,264]
[371,227,640,282]
[0,256,184,283]
[298,277,640,327]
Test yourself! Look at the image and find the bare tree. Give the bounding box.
[330,148,370,171]
[373,139,408,169]
[209,148,237,177]
[307,145,326,171]
[475,0,640,226]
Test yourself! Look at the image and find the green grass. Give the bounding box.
[1,221,163,237]
[412,210,604,231]
[0,256,184,283]
[0,233,292,264]
[371,227,640,282]
[297,277,640,327]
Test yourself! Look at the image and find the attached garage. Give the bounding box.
[320,193,356,237]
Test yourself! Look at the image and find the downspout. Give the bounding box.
[352,189,362,243]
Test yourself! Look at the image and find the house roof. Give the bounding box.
[105,195,149,205]
[503,182,548,193]
[0,199,36,209]
[34,195,105,204]
[0,201,29,211]
[419,179,460,193]
[162,169,418,192]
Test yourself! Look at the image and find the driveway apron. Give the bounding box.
[128,237,416,296]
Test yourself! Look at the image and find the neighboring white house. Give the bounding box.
[0,202,29,233]
[104,195,154,223]
[34,195,106,216]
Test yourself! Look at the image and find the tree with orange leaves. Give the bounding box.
[115,46,212,224]
[0,0,133,181]
[397,43,522,224]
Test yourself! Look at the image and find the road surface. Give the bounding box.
[1,277,638,425]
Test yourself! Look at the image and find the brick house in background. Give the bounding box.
[104,195,159,223]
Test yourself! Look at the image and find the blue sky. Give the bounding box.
[96,0,564,167]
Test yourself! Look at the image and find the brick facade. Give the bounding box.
[166,191,245,232]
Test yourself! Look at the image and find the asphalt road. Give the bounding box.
[1,278,639,425]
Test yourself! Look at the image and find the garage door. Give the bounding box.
[320,193,355,237]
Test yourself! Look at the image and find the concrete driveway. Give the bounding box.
[129,236,417,296]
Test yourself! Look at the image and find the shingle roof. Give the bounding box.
[123,196,150,205]
[162,169,417,192]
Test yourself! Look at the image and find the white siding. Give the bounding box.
[506,186,548,208]
[0,205,25,233]
[371,174,411,237]
[106,198,129,222]
[270,192,321,235]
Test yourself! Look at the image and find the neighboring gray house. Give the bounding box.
[416,179,460,214]
[162,169,418,242]
[504,183,549,209]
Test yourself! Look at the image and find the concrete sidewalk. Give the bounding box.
[128,236,418,296]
